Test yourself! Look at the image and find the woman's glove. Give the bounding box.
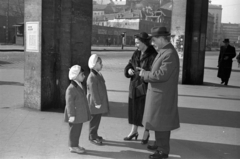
[128,69,135,75]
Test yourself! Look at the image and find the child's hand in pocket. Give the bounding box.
[69,116,75,123]
[95,105,101,109]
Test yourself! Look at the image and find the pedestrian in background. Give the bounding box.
[236,52,240,67]
[64,65,91,154]
[124,32,157,144]
[217,39,236,85]
[138,26,180,159]
[87,54,110,146]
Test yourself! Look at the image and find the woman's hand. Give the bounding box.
[128,69,135,75]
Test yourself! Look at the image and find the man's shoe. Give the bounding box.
[149,150,169,159]
[69,147,85,154]
[147,144,158,151]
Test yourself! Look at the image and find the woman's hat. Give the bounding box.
[69,65,81,80]
[223,39,230,43]
[88,54,99,69]
[150,26,171,37]
[134,32,151,40]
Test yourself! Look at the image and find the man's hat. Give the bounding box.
[150,26,171,37]
[223,39,230,43]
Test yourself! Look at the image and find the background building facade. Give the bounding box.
[221,23,240,46]
[208,4,222,46]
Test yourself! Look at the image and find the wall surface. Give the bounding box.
[24,0,92,110]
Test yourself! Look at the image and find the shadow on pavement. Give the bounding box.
[107,101,128,119]
[86,149,150,159]
[179,107,240,128]
[0,61,12,65]
[171,139,240,159]
[203,82,240,88]
[205,67,240,72]
[103,140,149,150]
[179,94,240,101]
[107,101,240,128]
[0,81,24,86]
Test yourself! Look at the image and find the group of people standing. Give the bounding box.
[63,25,239,159]
[64,53,109,154]
[63,26,180,159]
[124,26,180,159]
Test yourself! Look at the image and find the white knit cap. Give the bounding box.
[88,54,99,69]
[69,65,81,80]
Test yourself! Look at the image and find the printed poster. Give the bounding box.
[26,22,39,52]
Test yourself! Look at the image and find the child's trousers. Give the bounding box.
[68,123,83,147]
[89,114,102,139]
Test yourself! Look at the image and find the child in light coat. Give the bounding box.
[64,65,91,154]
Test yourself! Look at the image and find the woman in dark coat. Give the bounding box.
[123,32,157,144]
[217,39,236,85]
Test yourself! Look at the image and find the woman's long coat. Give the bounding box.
[64,81,91,123]
[142,43,180,131]
[217,45,236,79]
[87,69,110,115]
[124,46,157,126]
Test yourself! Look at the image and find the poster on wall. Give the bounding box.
[26,22,39,52]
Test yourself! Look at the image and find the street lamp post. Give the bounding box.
[121,32,126,50]
[5,0,9,44]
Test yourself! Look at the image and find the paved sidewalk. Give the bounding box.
[0,49,240,158]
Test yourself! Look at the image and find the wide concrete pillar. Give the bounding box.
[182,0,209,84]
[24,0,92,110]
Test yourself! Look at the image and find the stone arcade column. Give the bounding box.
[182,0,209,84]
[24,0,92,110]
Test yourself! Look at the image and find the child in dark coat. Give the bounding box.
[87,54,110,145]
[64,65,91,154]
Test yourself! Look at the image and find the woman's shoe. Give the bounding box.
[124,132,139,141]
[141,134,150,145]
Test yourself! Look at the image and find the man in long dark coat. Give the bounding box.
[217,39,236,85]
[138,26,180,159]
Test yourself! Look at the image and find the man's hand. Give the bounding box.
[69,116,75,123]
[95,105,101,109]
[128,69,135,75]
[136,67,145,76]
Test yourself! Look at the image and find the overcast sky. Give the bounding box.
[211,0,240,24]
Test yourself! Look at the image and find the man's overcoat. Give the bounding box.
[217,45,236,79]
[142,43,180,131]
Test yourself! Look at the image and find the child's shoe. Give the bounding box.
[69,147,85,154]
[78,146,86,151]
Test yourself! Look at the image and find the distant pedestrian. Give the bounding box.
[123,32,157,144]
[87,54,110,146]
[236,52,240,67]
[138,26,180,159]
[64,65,91,154]
[217,39,236,85]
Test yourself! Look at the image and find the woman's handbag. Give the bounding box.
[135,83,147,97]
